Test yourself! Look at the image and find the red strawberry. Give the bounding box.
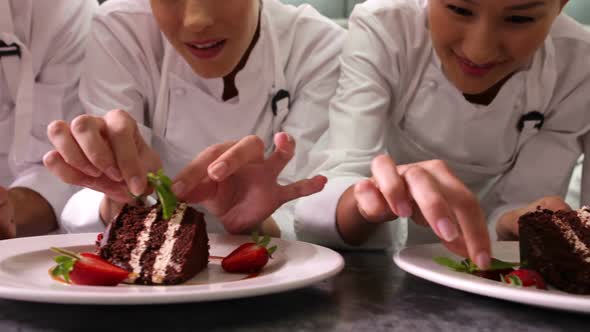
[51,247,130,286]
[503,269,547,290]
[222,233,277,274]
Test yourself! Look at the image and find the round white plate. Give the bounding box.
[0,233,344,305]
[394,242,590,314]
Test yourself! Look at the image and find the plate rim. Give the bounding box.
[0,233,344,305]
[394,242,590,314]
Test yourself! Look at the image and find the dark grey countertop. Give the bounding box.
[0,251,588,332]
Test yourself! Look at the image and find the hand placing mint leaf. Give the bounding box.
[435,256,519,272]
[147,170,178,220]
[434,256,520,282]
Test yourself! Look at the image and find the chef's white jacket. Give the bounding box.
[0,0,96,222]
[295,0,590,249]
[61,0,345,236]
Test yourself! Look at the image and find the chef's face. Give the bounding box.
[151,0,260,78]
[429,0,567,95]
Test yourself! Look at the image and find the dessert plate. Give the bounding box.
[394,242,590,314]
[0,233,344,305]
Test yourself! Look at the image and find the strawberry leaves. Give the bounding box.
[147,170,178,220]
[50,247,82,283]
[252,231,277,256]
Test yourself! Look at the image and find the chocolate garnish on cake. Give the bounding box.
[519,206,590,294]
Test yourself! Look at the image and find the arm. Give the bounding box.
[8,0,97,236]
[294,7,399,249]
[488,102,590,240]
[60,9,162,232]
[269,17,348,239]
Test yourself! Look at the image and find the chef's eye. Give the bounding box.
[447,4,473,17]
[506,15,535,24]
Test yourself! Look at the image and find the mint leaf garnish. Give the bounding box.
[147,170,178,220]
[434,257,468,272]
[489,258,520,270]
[434,256,519,273]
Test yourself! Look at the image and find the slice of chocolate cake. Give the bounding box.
[97,202,209,285]
[519,207,590,294]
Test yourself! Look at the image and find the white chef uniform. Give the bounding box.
[60,0,345,236]
[295,0,590,249]
[0,0,96,225]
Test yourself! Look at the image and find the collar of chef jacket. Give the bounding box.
[393,3,557,162]
[0,0,36,175]
[152,3,289,141]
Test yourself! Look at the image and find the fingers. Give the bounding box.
[278,175,327,204]
[265,132,295,178]
[371,155,413,218]
[402,165,459,243]
[207,135,265,181]
[172,141,237,199]
[104,110,146,196]
[412,160,491,269]
[47,120,102,178]
[353,179,395,223]
[43,151,132,203]
[534,196,571,212]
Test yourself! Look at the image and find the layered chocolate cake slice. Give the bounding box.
[519,207,590,294]
[97,202,209,285]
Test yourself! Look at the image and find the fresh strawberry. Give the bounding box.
[502,269,548,290]
[50,247,130,286]
[222,232,277,273]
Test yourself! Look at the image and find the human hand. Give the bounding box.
[45,109,161,200]
[349,155,491,269]
[172,133,327,234]
[44,110,162,221]
[496,196,571,241]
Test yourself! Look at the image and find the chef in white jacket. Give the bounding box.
[0,0,96,239]
[295,0,590,267]
[44,0,344,237]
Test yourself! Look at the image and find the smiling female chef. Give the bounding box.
[43,0,345,237]
[0,0,96,239]
[294,0,590,268]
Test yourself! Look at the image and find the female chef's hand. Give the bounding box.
[172,132,327,234]
[337,155,491,269]
[496,196,571,241]
[0,187,16,240]
[44,110,162,221]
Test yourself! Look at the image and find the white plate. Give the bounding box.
[394,242,590,314]
[0,233,344,305]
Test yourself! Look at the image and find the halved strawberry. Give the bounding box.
[51,247,130,286]
[222,233,277,274]
[502,269,547,290]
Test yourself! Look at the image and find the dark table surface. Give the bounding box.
[0,250,588,332]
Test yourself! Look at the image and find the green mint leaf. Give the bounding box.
[147,170,178,220]
[489,258,520,270]
[51,254,76,283]
[434,257,467,272]
[461,259,480,274]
